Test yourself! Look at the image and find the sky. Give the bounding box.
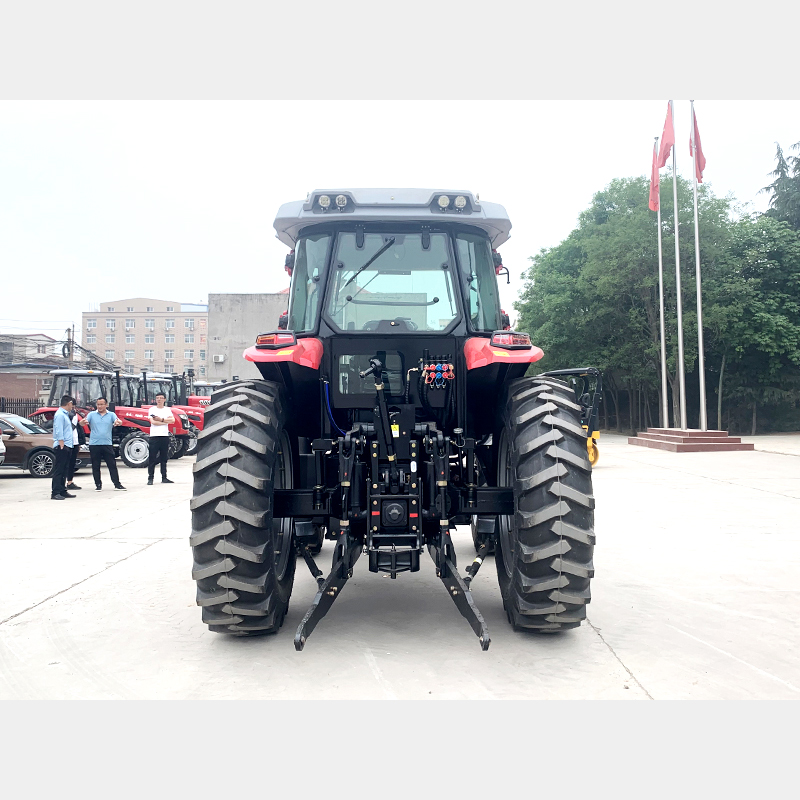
[1,99,798,340]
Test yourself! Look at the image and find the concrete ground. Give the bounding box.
[0,433,798,700]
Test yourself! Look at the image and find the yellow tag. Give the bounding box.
[491,350,510,356]
[391,424,400,438]
[275,349,295,355]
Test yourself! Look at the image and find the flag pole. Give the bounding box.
[691,100,708,431]
[655,137,669,428]
[670,100,687,429]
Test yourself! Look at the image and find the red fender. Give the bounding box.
[464,337,544,370]
[244,337,323,370]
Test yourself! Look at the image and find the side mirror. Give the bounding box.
[5,430,17,438]
[285,250,295,277]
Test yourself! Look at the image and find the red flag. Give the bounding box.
[649,140,660,211]
[657,101,674,168]
[689,106,706,183]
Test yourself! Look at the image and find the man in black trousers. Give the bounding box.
[147,391,174,485]
[82,396,126,490]
[51,395,76,500]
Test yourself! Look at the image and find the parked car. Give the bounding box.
[0,431,5,465]
[0,413,85,478]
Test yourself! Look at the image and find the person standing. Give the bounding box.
[65,407,85,492]
[83,397,126,490]
[51,395,76,500]
[147,391,174,485]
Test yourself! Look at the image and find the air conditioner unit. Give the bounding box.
[148,357,154,362]
[212,355,225,363]
[146,326,154,331]
[125,358,131,363]
[125,327,132,331]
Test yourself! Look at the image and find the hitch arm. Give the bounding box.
[428,533,490,651]
[294,531,362,651]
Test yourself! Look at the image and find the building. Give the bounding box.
[207,293,288,382]
[0,333,60,365]
[80,298,209,377]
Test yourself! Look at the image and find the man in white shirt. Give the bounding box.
[147,392,175,485]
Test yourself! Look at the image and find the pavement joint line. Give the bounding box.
[668,625,800,694]
[606,449,800,501]
[0,540,164,628]
[586,618,654,699]
[87,498,188,539]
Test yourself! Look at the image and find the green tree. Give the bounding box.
[762,142,800,230]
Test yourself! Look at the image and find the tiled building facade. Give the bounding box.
[80,298,209,377]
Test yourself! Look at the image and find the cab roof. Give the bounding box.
[49,369,114,377]
[273,189,512,249]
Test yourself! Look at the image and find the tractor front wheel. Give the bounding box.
[190,379,296,635]
[119,431,149,468]
[496,376,595,632]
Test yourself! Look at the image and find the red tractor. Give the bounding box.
[187,380,224,407]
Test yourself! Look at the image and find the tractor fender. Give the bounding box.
[463,337,544,370]
[243,337,323,370]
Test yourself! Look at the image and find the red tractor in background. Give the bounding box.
[187,380,224,407]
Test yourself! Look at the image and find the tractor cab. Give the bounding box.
[46,369,116,413]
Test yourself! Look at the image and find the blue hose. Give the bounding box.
[324,381,346,437]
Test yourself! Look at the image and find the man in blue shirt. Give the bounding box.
[83,396,126,491]
[52,395,76,500]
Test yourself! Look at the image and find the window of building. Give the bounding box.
[165,319,175,329]
[86,334,96,344]
[199,349,206,360]
[167,306,174,312]
[125,350,134,359]
[145,318,155,328]
[37,344,47,354]
[125,319,135,328]
[107,306,114,312]
[146,306,154,312]
[145,334,154,344]
[105,350,115,359]
[164,364,174,373]
[184,350,194,360]
[126,365,135,373]
[199,366,206,376]
[125,334,135,344]
[105,334,115,343]
[106,319,116,329]
[165,334,175,343]
[86,319,97,328]
[184,318,194,328]
[144,350,154,359]
[165,350,174,359]
[185,333,194,343]
[126,306,134,312]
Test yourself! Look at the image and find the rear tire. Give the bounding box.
[496,376,595,632]
[190,379,296,635]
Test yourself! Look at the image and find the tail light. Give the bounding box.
[256,331,297,349]
[491,331,532,349]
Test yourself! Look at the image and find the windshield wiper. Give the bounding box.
[343,237,396,289]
